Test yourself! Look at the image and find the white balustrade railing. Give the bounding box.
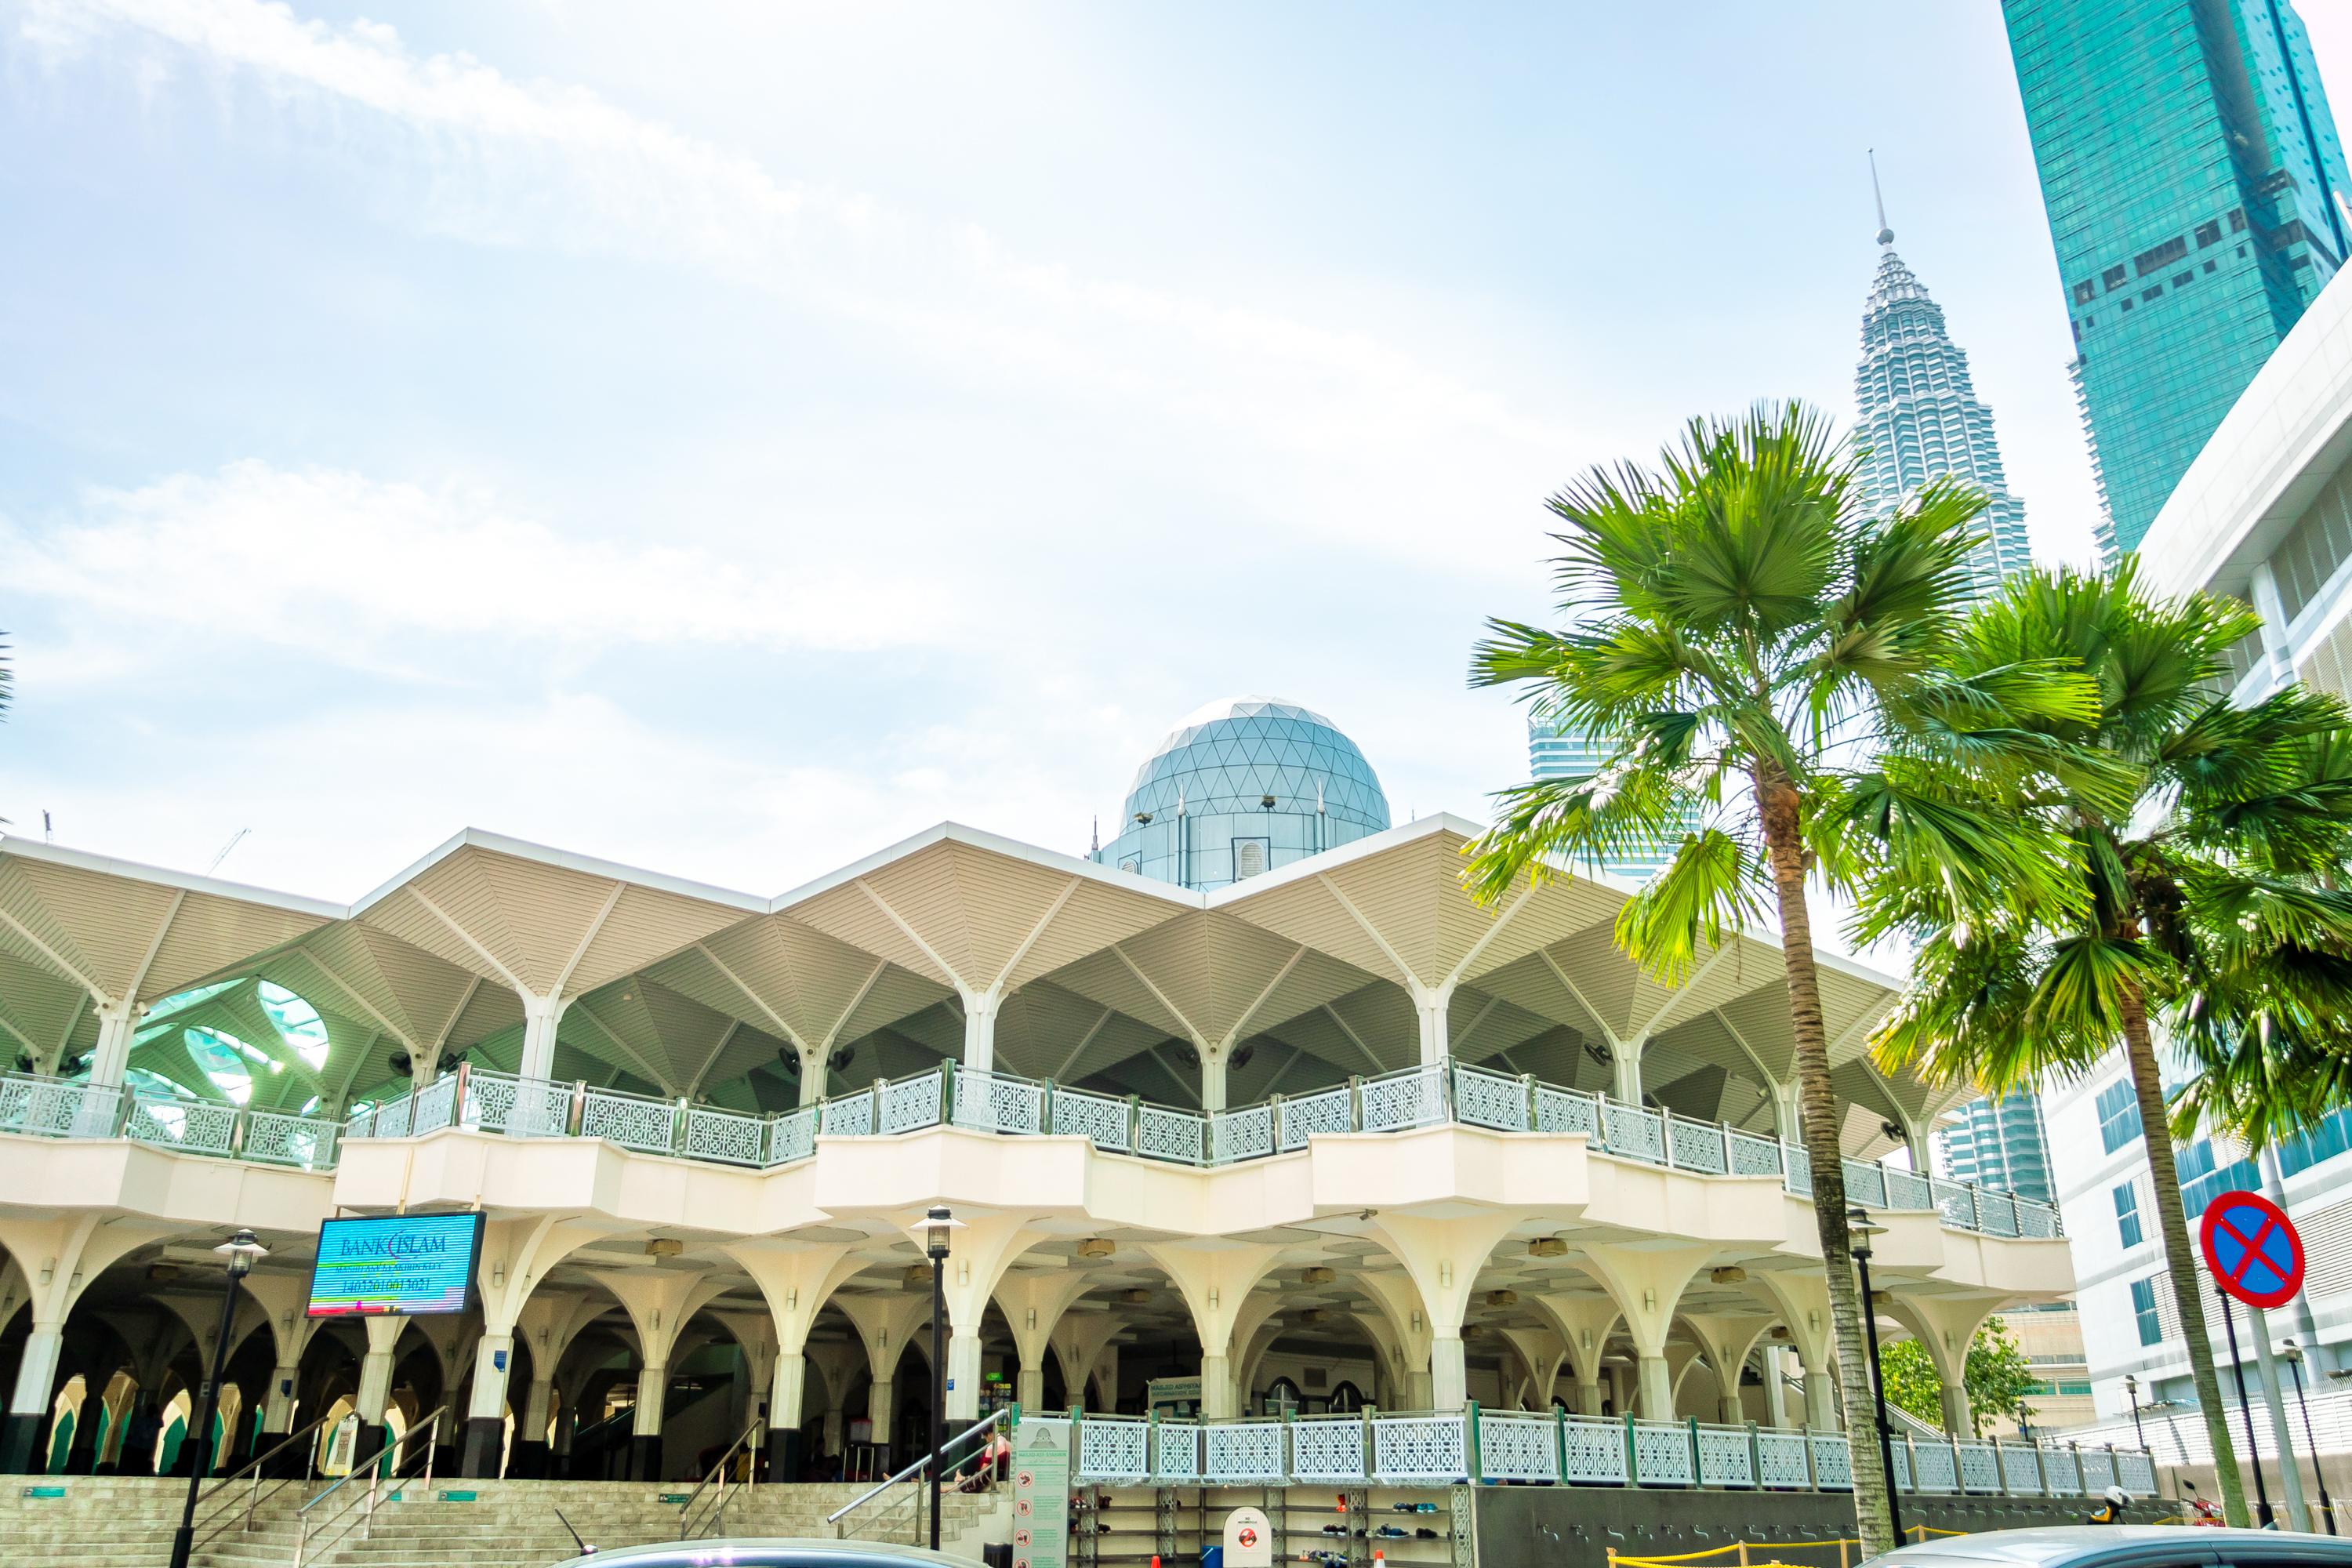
[1693,1422,1753,1489]
[1152,1421,1200,1484]
[1371,1413,1465,1483]
[1052,1086,1133,1152]
[1287,1416,1368,1482]
[1754,1428,1810,1490]
[1202,1421,1286,1483]
[1279,1084,1352,1149]
[1361,1063,1446,1132]
[243,1109,340,1169]
[1075,1415,1150,1482]
[1910,1439,1958,1494]
[1628,1419,1695,1486]
[1475,1410,1557,1483]
[2,1052,2063,1236]
[1562,1414,1631,1484]
[956,1067,1043,1134]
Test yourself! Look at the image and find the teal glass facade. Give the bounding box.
[1092,697,1388,890]
[2002,0,2349,553]
[1525,717,1690,880]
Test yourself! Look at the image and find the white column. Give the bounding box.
[1769,1081,1802,1143]
[6,1326,64,1425]
[468,1333,514,1425]
[356,1319,403,1425]
[86,1004,144,1087]
[946,1330,984,1423]
[1635,1355,1673,1419]
[1413,982,1455,1065]
[1762,1346,1791,1429]
[961,989,1000,1074]
[263,1364,301,1433]
[633,1363,667,1438]
[521,1374,556,1452]
[2249,560,2296,688]
[515,993,567,1087]
[868,1374,894,1446]
[1430,1334,1467,1412]
[1200,1353,1234,1421]
[1201,1049,1229,1113]
[1805,1365,1842,1430]
[771,1352,806,1443]
[1611,1041,1643,1105]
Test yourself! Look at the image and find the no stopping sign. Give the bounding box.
[2199,1190,2305,1309]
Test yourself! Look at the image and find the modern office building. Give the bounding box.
[2001,0,2350,554]
[1937,1093,2056,1208]
[1524,716,1690,882]
[0,700,2077,1509]
[2046,239,2352,1450]
[1852,189,2032,596]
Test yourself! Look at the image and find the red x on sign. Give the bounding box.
[2199,1191,2305,1310]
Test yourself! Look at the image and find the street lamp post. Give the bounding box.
[168,1229,267,1568]
[917,1207,962,1555]
[2283,1341,2336,1535]
[1847,1208,1904,1545]
[2125,1375,2147,1451]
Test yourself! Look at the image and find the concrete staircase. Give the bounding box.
[0,1476,1003,1568]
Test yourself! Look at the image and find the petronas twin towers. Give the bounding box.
[1851,177,2033,596]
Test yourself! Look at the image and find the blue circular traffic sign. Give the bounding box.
[2199,1191,2305,1309]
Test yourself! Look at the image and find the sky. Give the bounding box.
[3,0,2349,907]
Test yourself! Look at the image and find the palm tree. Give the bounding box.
[1465,401,2092,1553]
[1867,561,2352,1530]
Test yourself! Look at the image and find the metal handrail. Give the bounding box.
[189,1407,339,1548]
[678,1417,763,1540]
[826,1406,1012,1533]
[293,1404,446,1568]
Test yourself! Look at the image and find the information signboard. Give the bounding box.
[1011,1418,1070,1568]
[305,1212,485,1317]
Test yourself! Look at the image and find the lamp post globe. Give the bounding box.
[167,1229,267,1568]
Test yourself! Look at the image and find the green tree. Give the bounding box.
[1880,1319,2038,1437]
[1867,561,2352,1528]
[1464,401,2093,1553]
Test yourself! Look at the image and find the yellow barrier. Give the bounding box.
[1606,1523,1969,1568]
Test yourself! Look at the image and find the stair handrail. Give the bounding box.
[189,1408,339,1549]
[292,1403,447,1568]
[826,1406,1013,1541]
[678,1416,764,1540]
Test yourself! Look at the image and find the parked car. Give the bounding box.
[539,1540,963,1568]
[1867,1526,2352,1568]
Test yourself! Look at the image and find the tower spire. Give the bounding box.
[1870,147,1894,246]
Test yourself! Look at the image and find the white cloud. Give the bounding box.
[4,460,953,679]
[14,0,1586,557]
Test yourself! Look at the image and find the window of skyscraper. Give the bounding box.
[2196,221,2223,248]
[2135,237,2187,275]
[2096,1079,2143,1154]
[2277,1105,2352,1179]
[2114,1181,2143,1248]
[2141,287,2163,303]
[2074,279,2096,303]
[2131,1277,2161,1346]
[2177,1139,2261,1216]
[2103,265,2128,291]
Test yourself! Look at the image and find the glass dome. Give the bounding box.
[1098,696,1388,890]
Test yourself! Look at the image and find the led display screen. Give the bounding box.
[305,1212,485,1317]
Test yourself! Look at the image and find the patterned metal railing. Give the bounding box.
[1049,1406,2155,1496]
[0,1071,340,1169]
[5,1053,2068,1236]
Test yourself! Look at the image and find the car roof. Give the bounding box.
[546,1539,964,1567]
[1873,1526,2352,1566]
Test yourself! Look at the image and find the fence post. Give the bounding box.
[870,1076,885,1134]
[940,1058,958,1129]
[452,1060,472,1128]
[1686,1415,1700,1486]
[1465,1399,1481,1485]
[1720,1120,1734,1174]
[1127,1094,1142,1154]
[1903,1432,1917,1494]
[1747,1421,1761,1490]
[1523,1073,1538,1132]
[1348,1076,1364,1132]
[673,1096,689,1156]
[567,1080,587,1136]
[1439,1060,1457,1127]
[1269,1093,1284,1151]
[1624,1413,1639,1484]
[1041,1077,1056,1135]
[1801,1422,1817,1490]
[1556,1405,1570,1482]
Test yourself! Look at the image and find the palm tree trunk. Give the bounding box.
[1759,775,1896,1555]
[2119,982,2250,1526]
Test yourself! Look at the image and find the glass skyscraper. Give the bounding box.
[1526,717,1689,881]
[2002,0,2349,554]
[1852,197,2032,597]
[1936,1090,2056,1207]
